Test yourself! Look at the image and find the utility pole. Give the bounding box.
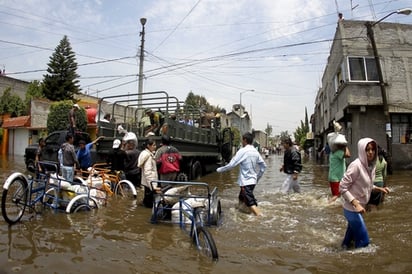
[365,8,411,172]
[239,89,254,135]
[138,18,147,119]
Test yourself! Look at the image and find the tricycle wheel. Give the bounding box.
[115,180,137,199]
[1,177,28,225]
[71,198,98,213]
[72,203,91,213]
[193,226,218,260]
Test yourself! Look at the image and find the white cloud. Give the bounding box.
[1,0,411,133]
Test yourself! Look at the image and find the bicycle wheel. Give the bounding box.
[193,226,219,260]
[1,177,28,224]
[115,181,137,199]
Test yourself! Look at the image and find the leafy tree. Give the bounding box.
[279,130,291,142]
[43,35,80,101]
[294,107,310,148]
[184,91,222,113]
[0,88,26,116]
[47,101,87,132]
[25,80,45,112]
[265,123,273,137]
[231,126,241,147]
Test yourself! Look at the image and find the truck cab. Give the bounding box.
[24,131,92,172]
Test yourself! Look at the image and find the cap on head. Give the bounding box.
[112,139,121,149]
[79,140,86,145]
[145,108,152,114]
[122,132,137,143]
[73,104,80,109]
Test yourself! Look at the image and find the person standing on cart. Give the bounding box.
[60,133,80,182]
[68,104,80,136]
[216,132,267,216]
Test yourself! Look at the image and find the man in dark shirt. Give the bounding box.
[123,132,141,187]
[107,139,127,174]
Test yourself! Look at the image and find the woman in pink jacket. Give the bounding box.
[339,138,390,249]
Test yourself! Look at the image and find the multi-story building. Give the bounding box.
[221,103,252,134]
[313,20,412,169]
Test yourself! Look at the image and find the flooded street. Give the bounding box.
[0,154,411,274]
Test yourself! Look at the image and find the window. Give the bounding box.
[348,57,379,82]
[392,114,412,144]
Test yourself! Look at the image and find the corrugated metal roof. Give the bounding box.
[2,115,31,128]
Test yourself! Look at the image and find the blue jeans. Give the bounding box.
[61,166,74,182]
[342,208,370,248]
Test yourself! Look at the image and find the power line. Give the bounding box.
[152,0,203,53]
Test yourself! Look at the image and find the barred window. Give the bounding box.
[392,114,412,144]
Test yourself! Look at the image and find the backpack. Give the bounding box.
[158,147,181,174]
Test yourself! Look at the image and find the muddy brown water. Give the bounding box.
[0,154,411,274]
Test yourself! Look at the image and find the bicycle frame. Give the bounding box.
[76,163,138,199]
[150,180,220,260]
[2,161,100,224]
[2,172,47,211]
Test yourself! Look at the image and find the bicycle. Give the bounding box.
[2,161,99,225]
[75,163,138,199]
[150,180,221,260]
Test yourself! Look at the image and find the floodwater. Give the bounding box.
[0,153,411,274]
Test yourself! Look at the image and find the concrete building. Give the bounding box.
[313,20,412,169]
[0,75,29,99]
[222,103,252,134]
[253,130,268,152]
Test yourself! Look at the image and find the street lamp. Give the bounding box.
[239,89,254,134]
[365,8,411,156]
[138,18,147,118]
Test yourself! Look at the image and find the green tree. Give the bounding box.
[0,88,26,116]
[25,80,45,112]
[184,91,222,113]
[294,107,310,148]
[231,126,241,147]
[280,130,291,142]
[47,101,87,132]
[43,35,80,101]
[265,123,273,137]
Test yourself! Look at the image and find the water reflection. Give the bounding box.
[0,154,411,273]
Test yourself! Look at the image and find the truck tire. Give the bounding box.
[26,160,36,173]
[191,161,202,180]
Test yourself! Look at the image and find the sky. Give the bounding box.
[1,0,412,135]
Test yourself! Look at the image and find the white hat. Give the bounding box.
[73,104,80,109]
[112,139,121,149]
[122,132,137,143]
